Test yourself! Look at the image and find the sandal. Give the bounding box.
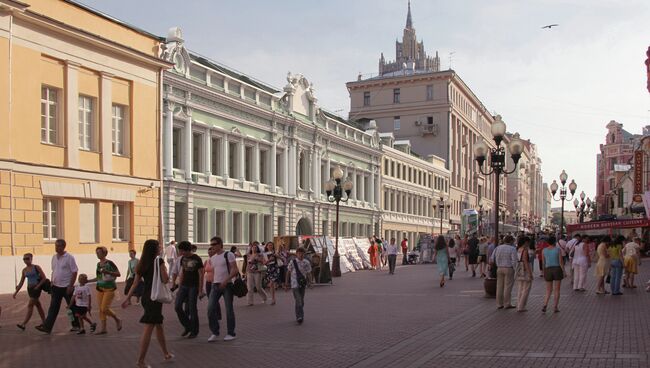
[554,308,560,313]
[16,324,25,331]
[541,305,547,313]
[164,353,175,361]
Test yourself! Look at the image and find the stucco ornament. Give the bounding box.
[162,27,190,75]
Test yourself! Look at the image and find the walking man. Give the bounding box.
[387,238,399,274]
[37,239,79,333]
[175,241,204,339]
[401,238,408,265]
[287,247,312,324]
[207,237,238,342]
[165,240,177,274]
[493,235,518,309]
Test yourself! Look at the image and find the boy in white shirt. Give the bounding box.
[69,274,95,335]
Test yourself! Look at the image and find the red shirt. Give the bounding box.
[401,240,408,253]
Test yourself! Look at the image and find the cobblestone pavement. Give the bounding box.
[1,259,649,368]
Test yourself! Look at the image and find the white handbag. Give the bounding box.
[151,256,173,304]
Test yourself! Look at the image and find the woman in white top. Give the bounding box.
[571,240,591,292]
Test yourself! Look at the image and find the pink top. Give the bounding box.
[204,259,214,284]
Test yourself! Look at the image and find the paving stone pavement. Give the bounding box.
[0,259,648,368]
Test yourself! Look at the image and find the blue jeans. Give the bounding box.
[610,259,623,294]
[292,286,306,320]
[175,285,199,335]
[207,283,235,336]
[44,286,78,331]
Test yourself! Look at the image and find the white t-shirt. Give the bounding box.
[210,251,237,284]
[387,243,399,255]
[165,244,177,260]
[623,242,639,257]
[73,284,91,307]
[51,252,78,288]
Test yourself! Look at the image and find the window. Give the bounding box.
[322,220,328,236]
[263,215,272,241]
[174,202,187,241]
[393,88,400,103]
[172,127,182,169]
[244,146,253,181]
[192,132,203,172]
[41,87,59,144]
[298,152,307,189]
[276,153,283,187]
[277,216,286,236]
[79,202,97,243]
[215,210,225,239]
[260,150,268,184]
[211,137,221,175]
[42,198,59,240]
[78,96,95,150]
[426,85,433,100]
[248,213,257,242]
[363,91,370,106]
[393,116,401,131]
[195,208,207,243]
[427,116,434,125]
[384,159,389,175]
[232,212,242,243]
[112,203,128,241]
[229,142,238,178]
[112,105,128,155]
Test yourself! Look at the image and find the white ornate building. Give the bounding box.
[160,28,381,245]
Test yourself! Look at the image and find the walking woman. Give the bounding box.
[368,238,378,270]
[572,238,591,292]
[122,239,174,368]
[608,236,625,296]
[264,242,281,305]
[88,246,122,334]
[447,239,458,280]
[246,243,268,306]
[433,236,449,287]
[541,236,564,313]
[13,253,47,330]
[595,236,611,294]
[515,237,533,312]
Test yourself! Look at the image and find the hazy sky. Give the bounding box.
[79,0,650,202]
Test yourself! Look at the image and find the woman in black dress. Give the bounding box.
[122,239,174,368]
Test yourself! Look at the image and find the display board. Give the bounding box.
[352,237,372,269]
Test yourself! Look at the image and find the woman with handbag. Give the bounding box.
[246,243,268,306]
[595,236,611,294]
[122,239,174,368]
[515,236,533,312]
[13,253,47,330]
[263,242,281,305]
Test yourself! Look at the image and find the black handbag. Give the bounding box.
[225,252,248,298]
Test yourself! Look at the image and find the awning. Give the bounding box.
[567,218,650,233]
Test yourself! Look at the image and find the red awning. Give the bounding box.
[567,218,650,233]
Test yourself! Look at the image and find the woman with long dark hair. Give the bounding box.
[433,236,449,287]
[122,240,173,368]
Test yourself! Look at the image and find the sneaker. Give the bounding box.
[181,329,190,337]
[35,325,51,334]
[187,334,197,339]
[208,334,219,343]
[223,334,236,341]
[90,323,97,333]
[297,318,304,325]
[69,327,79,332]
[77,329,86,335]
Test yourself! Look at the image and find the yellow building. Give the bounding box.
[0,0,169,292]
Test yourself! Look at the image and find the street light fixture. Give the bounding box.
[473,116,524,246]
[325,165,353,277]
[550,170,577,237]
[436,197,450,235]
[574,191,592,223]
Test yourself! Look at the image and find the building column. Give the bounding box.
[100,72,112,173]
[270,140,277,193]
[352,169,358,200]
[369,169,375,207]
[65,61,80,169]
[222,134,229,179]
[360,174,365,203]
[325,157,331,184]
[204,131,211,177]
[253,142,260,185]
[374,169,380,206]
[184,109,193,183]
[163,101,174,179]
[288,140,296,196]
[311,148,319,194]
[239,138,245,181]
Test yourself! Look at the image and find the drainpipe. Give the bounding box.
[158,68,166,246]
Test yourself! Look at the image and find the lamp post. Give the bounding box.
[436,197,449,235]
[514,210,520,232]
[549,170,577,237]
[478,202,484,236]
[325,166,353,278]
[574,192,591,223]
[473,116,524,247]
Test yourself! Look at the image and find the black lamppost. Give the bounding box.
[478,203,484,236]
[574,191,591,223]
[436,197,449,235]
[514,210,520,232]
[473,116,524,246]
[325,165,353,277]
[550,170,577,237]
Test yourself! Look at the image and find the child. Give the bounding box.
[69,274,95,335]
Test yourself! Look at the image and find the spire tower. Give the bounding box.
[406,0,413,29]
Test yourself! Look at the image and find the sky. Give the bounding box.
[79,0,650,203]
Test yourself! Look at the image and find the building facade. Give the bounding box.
[0,0,168,292]
[378,132,450,247]
[348,5,504,233]
[505,135,545,232]
[161,28,381,246]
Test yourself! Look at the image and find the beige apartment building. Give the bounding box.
[505,135,545,232]
[0,0,169,292]
[348,4,504,232]
[379,131,450,248]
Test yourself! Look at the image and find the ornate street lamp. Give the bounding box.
[325,165,353,277]
[550,170,577,237]
[436,197,450,235]
[473,116,524,245]
[574,192,592,223]
[478,202,484,236]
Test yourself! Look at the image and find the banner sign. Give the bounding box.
[634,150,643,194]
[566,218,650,232]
